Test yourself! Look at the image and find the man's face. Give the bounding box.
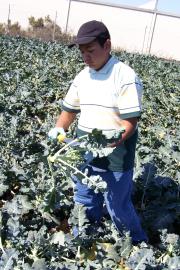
[79,39,111,70]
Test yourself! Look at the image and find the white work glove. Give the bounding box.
[48,127,66,140]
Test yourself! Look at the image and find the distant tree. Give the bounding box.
[8,22,22,35]
[2,20,23,36]
[27,15,66,42]
[0,15,74,43]
[28,16,44,29]
[44,15,62,33]
[44,15,52,26]
[0,23,5,34]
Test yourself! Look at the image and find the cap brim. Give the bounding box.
[68,36,96,48]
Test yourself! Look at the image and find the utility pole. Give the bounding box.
[7,3,11,34]
[65,0,72,33]
[148,0,159,54]
[52,11,57,41]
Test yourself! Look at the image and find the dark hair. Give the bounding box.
[95,31,110,47]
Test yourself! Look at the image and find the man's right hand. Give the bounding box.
[48,127,66,140]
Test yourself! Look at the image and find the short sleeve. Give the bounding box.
[118,76,143,119]
[62,76,80,113]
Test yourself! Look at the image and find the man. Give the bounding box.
[48,20,148,243]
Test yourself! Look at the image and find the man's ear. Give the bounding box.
[104,39,111,51]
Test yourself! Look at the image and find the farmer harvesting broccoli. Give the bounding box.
[48,20,148,244]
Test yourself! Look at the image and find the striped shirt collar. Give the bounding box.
[89,55,117,74]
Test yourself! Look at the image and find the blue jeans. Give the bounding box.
[72,166,148,243]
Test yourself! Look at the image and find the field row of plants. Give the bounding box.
[0,35,179,269]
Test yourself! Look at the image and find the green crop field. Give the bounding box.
[0,35,179,269]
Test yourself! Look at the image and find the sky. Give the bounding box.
[0,0,180,28]
[101,0,180,14]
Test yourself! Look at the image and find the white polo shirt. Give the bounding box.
[62,56,143,171]
[62,55,142,133]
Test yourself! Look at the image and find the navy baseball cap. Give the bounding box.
[68,20,110,48]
